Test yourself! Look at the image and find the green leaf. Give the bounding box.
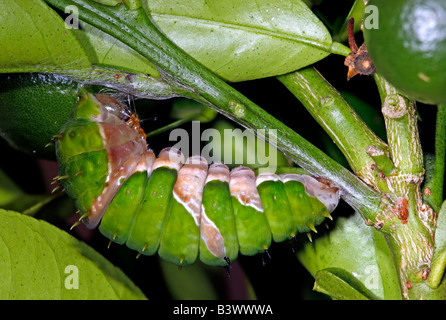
[146,0,335,81]
[428,200,446,288]
[422,104,446,212]
[0,73,80,158]
[333,0,365,42]
[0,169,55,215]
[297,212,401,300]
[0,1,177,100]
[171,99,218,123]
[92,0,121,6]
[313,268,376,300]
[159,259,220,299]
[159,259,257,299]
[72,20,160,77]
[0,0,90,72]
[0,170,30,208]
[0,209,146,299]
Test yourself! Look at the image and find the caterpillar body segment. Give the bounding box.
[158,155,209,266]
[56,91,150,229]
[281,174,339,233]
[55,92,341,267]
[98,150,156,244]
[199,163,239,267]
[256,172,297,242]
[126,149,184,256]
[229,166,272,256]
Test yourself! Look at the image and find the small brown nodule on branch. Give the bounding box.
[344,18,375,80]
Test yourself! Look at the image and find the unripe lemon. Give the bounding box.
[0,73,80,159]
[363,0,446,105]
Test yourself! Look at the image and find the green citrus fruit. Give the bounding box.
[363,0,446,105]
[0,73,80,159]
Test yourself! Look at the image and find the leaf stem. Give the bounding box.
[145,115,197,139]
[329,42,351,57]
[373,73,436,299]
[278,67,388,187]
[373,73,424,175]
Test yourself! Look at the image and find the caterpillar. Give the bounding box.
[54,90,340,268]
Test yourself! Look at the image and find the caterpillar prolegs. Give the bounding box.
[54,91,340,267]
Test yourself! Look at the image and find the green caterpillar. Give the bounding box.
[54,90,340,267]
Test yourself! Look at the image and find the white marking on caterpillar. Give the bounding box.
[173,156,208,226]
[229,166,264,212]
[134,150,156,174]
[200,205,226,260]
[152,147,185,171]
[88,154,140,228]
[280,174,340,213]
[205,163,230,184]
[255,171,280,187]
[200,163,231,260]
